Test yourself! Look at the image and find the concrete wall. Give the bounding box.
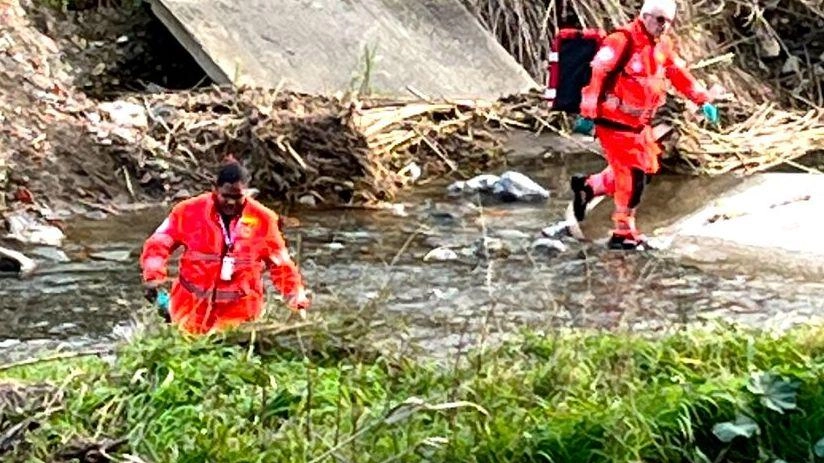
[148,0,537,99]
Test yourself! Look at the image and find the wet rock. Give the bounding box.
[495,229,531,240]
[423,247,459,262]
[423,234,470,249]
[424,201,476,223]
[541,220,573,239]
[447,171,549,203]
[83,210,108,221]
[89,250,132,262]
[326,242,345,251]
[428,210,462,223]
[29,246,71,263]
[531,238,568,254]
[447,174,500,197]
[4,212,64,247]
[492,171,550,202]
[473,237,509,259]
[0,245,37,275]
[298,194,317,207]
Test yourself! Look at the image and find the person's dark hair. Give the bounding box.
[215,154,251,186]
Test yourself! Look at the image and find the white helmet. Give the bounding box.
[641,0,677,20]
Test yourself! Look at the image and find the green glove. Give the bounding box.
[701,102,719,124]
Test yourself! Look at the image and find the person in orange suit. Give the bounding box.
[140,157,310,334]
[571,0,722,249]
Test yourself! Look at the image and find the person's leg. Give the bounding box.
[608,164,648,249]
[570,123,623,225]
[571,164,615,222]
[213,296,264,333]
[587,165,615,196]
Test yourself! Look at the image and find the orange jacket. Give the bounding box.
[581,18,710,130]
[140,193,306,334]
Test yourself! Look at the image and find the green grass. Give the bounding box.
[3,320,824,462]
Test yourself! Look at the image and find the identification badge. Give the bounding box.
[220,256,235,281]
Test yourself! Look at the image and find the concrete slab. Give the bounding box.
[658,173,824,280]
[665,174,823,252]
[148,0,538,99]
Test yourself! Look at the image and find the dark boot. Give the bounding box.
[608,209,647,250]
[607,233,648,250]
[570,174,594,222]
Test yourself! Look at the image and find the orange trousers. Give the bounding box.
[168,280,263,335]
[586,124,660,235]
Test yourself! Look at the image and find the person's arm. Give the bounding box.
[665,46,722,123]
[664,50,711,106]
[263,213,309,311]
[140,207,185,302]
[580,32,631,118]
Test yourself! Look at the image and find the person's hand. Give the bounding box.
[143,280,161,304]
[156,289,170,311]
[701,102,719,124]
[285,290,310,322]
[286,289,310,311]
[579,95,598,119]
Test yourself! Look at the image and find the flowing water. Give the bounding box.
[2,137,824,360]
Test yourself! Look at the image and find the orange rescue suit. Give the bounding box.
[140,193,306,334]
[580,18,711,235]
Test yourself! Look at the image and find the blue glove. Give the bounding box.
[572,116,594,135]
[701,102,719,124]
[156,289,171,323]
[156,290,169,309]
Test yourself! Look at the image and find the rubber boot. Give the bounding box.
[570,174,595,222]
[608,209,647,250]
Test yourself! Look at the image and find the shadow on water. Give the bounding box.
[2,134,824,359]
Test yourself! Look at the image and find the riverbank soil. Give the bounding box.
[0,0,556,231]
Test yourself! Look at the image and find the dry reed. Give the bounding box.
[464,0,824,174]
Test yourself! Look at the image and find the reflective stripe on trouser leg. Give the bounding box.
[611,208,637,236]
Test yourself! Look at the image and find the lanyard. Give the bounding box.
[217,215,238,250]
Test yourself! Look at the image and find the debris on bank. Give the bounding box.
[2,0,824,236]
[470,0,824,175]
[113,87,554,206]
[4,210,64,247]
[0,0,560,215]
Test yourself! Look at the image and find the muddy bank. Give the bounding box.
[0,0,211,215]
[1,0,560,233]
